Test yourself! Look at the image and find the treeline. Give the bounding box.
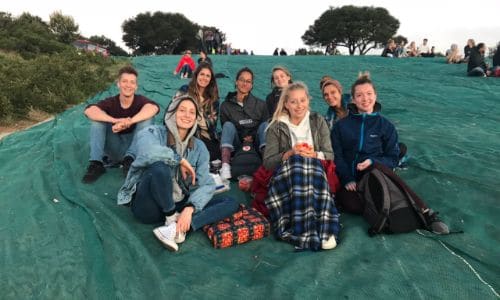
[0,12,127,123]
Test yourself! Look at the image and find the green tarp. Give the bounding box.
[1,55,499,299]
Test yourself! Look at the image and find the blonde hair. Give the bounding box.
[268,81,310,128]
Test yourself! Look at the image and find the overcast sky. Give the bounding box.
[3,0,500,55]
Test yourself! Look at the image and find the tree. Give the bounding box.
[122,12,199,55]
[0,12,69,58]
[88,35,129,56]
[49,11,79,44]
[302,5,399,55]
[393,35,408,46]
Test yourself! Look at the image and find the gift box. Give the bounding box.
[203,205,270,248]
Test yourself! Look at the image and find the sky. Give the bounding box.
[3,0,500,55]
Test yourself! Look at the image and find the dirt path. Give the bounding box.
[0,111,54,140]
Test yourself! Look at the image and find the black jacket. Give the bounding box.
[220,92,269,140]
[467,48,487,72]
[265,87,282,116]
[493,49,500,67]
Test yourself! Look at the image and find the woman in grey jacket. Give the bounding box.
[263,82,340,251]
[118,95,238,251]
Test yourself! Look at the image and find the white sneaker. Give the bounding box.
[220,163,232,180]
[153,223,179,251]
[321,235,337,250]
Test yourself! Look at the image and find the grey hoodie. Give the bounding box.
[164,97,199,202]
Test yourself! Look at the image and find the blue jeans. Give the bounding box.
[89,119,153,163]
[180,64,193,77]
[131,161,239,230]
[220,121,268,151]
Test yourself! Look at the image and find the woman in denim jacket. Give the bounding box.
[118,95,238,251]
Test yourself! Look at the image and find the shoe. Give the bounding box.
[153,222,179,251]
[165,213,185,243]
[220,163,232,180]
[82,161,105,184]
[424,209,449,235]
[122,156,134,177]
[321,235,337,250]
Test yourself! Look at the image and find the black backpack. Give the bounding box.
[358,164,428,236]
[231,142,262,178]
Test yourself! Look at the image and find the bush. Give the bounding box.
[0,50,124,121]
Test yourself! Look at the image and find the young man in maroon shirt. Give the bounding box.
[82,66,159,183]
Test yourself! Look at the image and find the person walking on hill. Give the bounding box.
[82,66,159,183]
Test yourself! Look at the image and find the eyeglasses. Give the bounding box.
[238,78,253,85]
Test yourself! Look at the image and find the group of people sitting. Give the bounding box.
[381,38,436,58]
[81,61,450,252]
[466,41,500,77]
[381,37,500,77]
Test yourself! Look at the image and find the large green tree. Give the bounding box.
[122,12,198,55]
[0,12,69,58]
[302,6,399,55]
[88,35,129,56]
[49,11,79,44]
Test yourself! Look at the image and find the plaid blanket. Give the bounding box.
[265,155,340,250]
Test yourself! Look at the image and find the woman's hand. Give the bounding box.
[293,143,316,158]
[177,206,194,233]
[179,158,196,185]
[345,181,357,191]
[357,159,372,171]
[282,149,295,161]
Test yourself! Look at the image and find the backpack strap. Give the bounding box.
[368,168,392,235]
[360,168,392,236]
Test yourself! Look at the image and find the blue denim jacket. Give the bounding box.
[117,125,215,211]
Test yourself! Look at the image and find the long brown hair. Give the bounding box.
[187,62,219,113]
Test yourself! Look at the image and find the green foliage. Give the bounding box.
[0,12,70,58]
[122,11,199,55]
[393,35,408,46]
[89,35,129,56]
[294,48,325,55]
[302,5,399,55]
[49,11,79,44]
[0,51,121,120]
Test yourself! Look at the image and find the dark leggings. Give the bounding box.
[131,161,239,230]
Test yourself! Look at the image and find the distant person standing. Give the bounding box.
[418,38,431,57]
[464,39,475,62]
[82,66,159,183]
[197,50,212,66]
[173,50,196,79]
[467,43,491,77]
